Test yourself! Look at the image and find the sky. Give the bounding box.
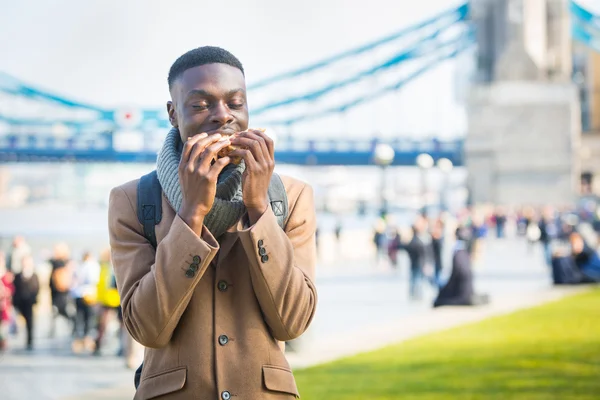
[0,0,599,139]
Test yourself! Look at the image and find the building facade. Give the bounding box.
[465,0,583,206]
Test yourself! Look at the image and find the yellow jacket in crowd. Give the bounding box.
[96,261,120,308]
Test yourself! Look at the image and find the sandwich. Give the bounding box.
[216,128,265,164]
[217,131,244,165]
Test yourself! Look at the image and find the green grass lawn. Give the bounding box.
[295,288,600,400]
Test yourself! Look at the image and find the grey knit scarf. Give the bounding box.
[156,128,246,238]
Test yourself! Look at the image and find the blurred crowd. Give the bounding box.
[1,200,599,365]
[370,202,600,307]
[0,237,142,368]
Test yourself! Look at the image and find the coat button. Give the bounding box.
[192,255,201,264]
[189,263,199,272]
[261,255,269,263]
[217,280,228,292]
[257,239,264,247]
[218,334,229,346]
[185,269,196,278]
[258,247,267,256]
[221,391,231,400]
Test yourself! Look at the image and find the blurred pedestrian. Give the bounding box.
[48,243,75,337]
[494,207,507,239]
[430,218,444,288]
[433,226,489,307]
[387,228,401,269]
[469,212,487,264]
[538,206,559,266]
[570,232,600,282]
[94,248,123,356]
[334,219,343,253]
[70,251,100,353]
[6,235,31,274]
[12,254,39,350]
[373,219,387,264]
[395,216,430,300]
[0,251,15,350]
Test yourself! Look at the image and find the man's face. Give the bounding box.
[414,215,428,233]
[570,233,584,254]
[167,63,249,142]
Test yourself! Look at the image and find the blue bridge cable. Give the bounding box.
[247,3,469,90]
[0,5,470,127]
[1,31,476,130]
[572,21,600,53]
[570,1,600,29]
[259,30,475,127]
[251,20,467,116]
[0,72,110,115]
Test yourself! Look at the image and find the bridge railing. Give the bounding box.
[0,131,464,165]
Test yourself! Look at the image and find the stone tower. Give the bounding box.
[465,0,581,206]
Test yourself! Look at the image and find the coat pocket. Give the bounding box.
[262,365,300,398]
[135,366,187,400]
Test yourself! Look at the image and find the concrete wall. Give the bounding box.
[466,81,581,206]
[590,51,600,133]
[581,134,600,193]
[471,0,572,82]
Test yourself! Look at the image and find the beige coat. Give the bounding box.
[108,175,317,399]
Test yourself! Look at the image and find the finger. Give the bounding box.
[197,139,232,170]
[252,129,274,159]
[231,132,267,163]
[188,134,223,167]
[206,156,231,181]
[228,148,257,169]
[181,133,207,164]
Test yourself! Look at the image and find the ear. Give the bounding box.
[167,101,178,128]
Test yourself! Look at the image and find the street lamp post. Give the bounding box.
[373,143,395,218]
[416,153,434,216]
[437,157,454,213]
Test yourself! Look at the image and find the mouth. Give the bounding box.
[206,128,237,137]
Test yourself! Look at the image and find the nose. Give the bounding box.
[210,101,234,125]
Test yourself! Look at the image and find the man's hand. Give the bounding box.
[178,133,233,235]
[230,129,275,225]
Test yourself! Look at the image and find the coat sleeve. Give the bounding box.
[237,183,317,341]
[108,186,219,348]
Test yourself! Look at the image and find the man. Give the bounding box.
[108,46,317,399]
[429,218,444,288]
[538,206,558,266]
[395,215,430,300]
[6,236,31,275]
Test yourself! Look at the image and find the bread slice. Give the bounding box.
[217,131,243,164]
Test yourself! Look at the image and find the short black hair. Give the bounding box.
[168,46,244,89]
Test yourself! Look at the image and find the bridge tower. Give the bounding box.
[465,0,581,206]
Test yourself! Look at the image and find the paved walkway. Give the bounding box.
[0,236,590,400]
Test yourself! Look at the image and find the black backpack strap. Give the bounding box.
[134,170,162,389]
[268,173,288,230]
[136,170,163,250]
